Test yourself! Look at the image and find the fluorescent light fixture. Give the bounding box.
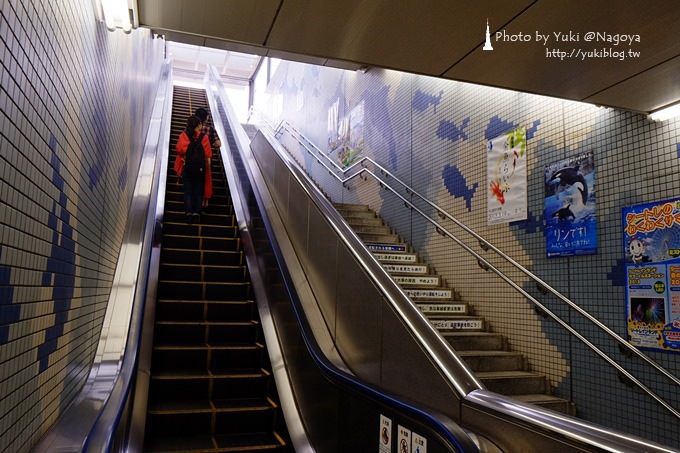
[101,0,132,32]
[649,102,680,122]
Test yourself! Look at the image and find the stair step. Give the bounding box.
[457,350,527,372]
[334,203,371,212]
[430,317,485,331]
[393,275,440,286]
[417,302,468,315]
[403,288,453,300]
[477,371,548,395]
[383,263,428,274]
[358,232,400,243]
[512,394,576,415]
[343,216,384,227]
[442,332,506,351]
[373,251,418,263]
[352,224,392,235]
[365,243,409,253]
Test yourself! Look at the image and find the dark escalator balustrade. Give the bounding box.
[143,86,290,452]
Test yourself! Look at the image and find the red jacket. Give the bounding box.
[174,130,211,177]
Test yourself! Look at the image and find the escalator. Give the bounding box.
[142,86,291,452]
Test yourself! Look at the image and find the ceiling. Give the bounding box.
[137,0,680,114]
[166,41,260,86]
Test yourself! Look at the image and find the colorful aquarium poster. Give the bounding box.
[487,127,527,225]
[623,197,680,353]
[544,151,597,257]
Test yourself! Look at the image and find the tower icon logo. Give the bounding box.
[483,19,494,51]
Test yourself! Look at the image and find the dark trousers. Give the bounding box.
[183,174,204,214]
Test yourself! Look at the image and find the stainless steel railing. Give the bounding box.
[250,109,680,422]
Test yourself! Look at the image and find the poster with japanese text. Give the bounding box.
[544,151,597,257]
[487,127,527,224]
[623,197,680,353]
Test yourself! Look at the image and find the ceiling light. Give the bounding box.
[100,0,132,32]
[649,103,680,122]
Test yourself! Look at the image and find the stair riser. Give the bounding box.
[444,335,505,351]
[344,217,384,227]
[357,232,399,243]
[482,376,548,395]
[352,225,392,235]
[462,355,526,372]
[417,303,467,316]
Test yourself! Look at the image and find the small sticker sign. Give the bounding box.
[398,425,412,453]
[412,432,427,453]
[379,415,392,452]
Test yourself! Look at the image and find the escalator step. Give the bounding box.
[146,87,290,452]
[149,370,271,401]
[155,299,255,322]
[144,432,287,452]
[159,263,247,282]
[153,320,259,345]
[160,248,244,266]
[151,343,265,372]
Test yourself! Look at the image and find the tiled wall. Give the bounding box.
[256,60,680,447]
[0,0,164,451]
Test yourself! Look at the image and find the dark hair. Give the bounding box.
[185,115,201,136]
[195,108,208,122]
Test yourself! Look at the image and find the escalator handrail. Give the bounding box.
[82,61,174,452]
[206,67,482,453]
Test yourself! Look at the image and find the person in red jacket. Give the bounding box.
[195,107,220,211]
[174,115,212,223]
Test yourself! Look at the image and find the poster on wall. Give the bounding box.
[623,197,680,353]
[327,100,365,168]
[544,151,598,257]
[487,127,528,225]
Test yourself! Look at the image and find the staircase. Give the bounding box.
[335,203,576,415]
[143,86,291,452]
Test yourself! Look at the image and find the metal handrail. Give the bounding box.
[250,108,680,420]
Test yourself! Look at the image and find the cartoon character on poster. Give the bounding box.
[487,127,527,224]
[544,151,597,257]
[623,197,680,353]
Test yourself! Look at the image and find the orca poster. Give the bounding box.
[623,197,680,353]
[544,151,597,257]
[487,127,527,225]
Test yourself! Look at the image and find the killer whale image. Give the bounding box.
[549,164,588,204]
[552,204,575,220]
